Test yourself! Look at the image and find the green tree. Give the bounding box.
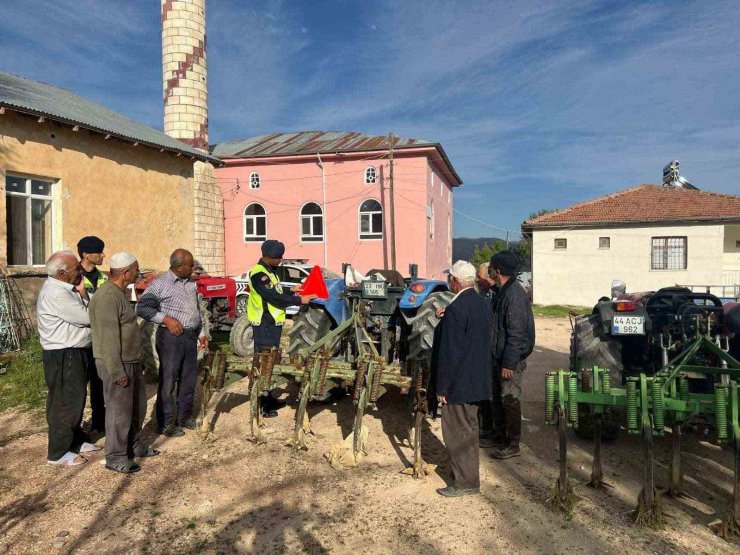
[528,208,556,220]
[470,239,506,266]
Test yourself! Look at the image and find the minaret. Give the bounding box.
[162,0,224,274]
[162,0,208,148]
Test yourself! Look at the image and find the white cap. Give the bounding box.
[445,260,476,281]
[109,252,137,269]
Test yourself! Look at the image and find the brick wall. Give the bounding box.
[192,161,225,274]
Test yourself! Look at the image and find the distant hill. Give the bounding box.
[452,237,507,261]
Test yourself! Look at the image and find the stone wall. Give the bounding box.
[192,161,225,274]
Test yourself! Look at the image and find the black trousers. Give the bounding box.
[155,328,198,429]
[97,361,147,465]
[43,348,89,460]
[253,323,283,410]
[85,355,106,433]
[441,403,480,490]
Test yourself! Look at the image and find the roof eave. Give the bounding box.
[0,102,223,166]
[523,216,740,231]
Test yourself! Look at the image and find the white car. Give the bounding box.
[233,260,340,317]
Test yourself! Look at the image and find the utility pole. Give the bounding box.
[506,230,510,249]
[388,132,397,271]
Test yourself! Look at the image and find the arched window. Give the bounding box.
[249,172,260,189]
[364,166,376,184]
[300,202,324,242]
[359,199,383,240]
[244,203,266,242]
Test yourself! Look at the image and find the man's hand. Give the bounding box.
[299,294,318,305]
[290,285,302,293]
[437,394,447,405]
[163,316,183,336]
[116,376,129,387]
[502,368,514,380]
[198,336,209,352]
[435,307,446,318]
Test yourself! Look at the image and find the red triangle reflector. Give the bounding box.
[299,265,329,299]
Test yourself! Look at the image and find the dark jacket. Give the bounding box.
[492,278,535,369]
[249,259,301,326]
[435,288,493,404]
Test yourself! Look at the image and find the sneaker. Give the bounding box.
[436,486,480,497]
[160,425,185,438]
[261,408,278,418]
[490,445,520,459]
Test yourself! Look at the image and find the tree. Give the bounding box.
[470,239,506,267]
[528,208,556,220]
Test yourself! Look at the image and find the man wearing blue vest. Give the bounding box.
[248,240,316,417]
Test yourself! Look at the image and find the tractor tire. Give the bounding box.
[230,315,255,357]
[407,291,455,362]
[288,306,333,355]
[571,314,624,440]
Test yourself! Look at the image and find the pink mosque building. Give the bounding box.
[211,132,462,279]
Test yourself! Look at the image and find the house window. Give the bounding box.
[359,199,383,240]
[651,236,687,270]
[599,237,610,249]
[243,203,266,242]
[554,238,567,250]
[249,172,260,189]
[428,201,434,239]
[5,175,54,266]
[364,166,376,185]
[300,202,324,242]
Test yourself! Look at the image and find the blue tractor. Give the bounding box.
[287,264,453,362]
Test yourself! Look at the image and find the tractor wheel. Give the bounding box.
[230,315,254,357]
[571,314,624,440]
[288,306,333,355]
[407,291,455,362]
[235,295,248,318]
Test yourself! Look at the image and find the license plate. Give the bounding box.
[362,281,387,298]
[612,316,644,335]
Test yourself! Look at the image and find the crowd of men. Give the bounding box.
[35,234,533,488]
[433,251,535,497]
[37,237,208,473]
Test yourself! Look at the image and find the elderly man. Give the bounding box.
[476,262,495,298]
[37,251,100,466]
[76,235,107,439]
[137,249,206,437]
[434,260,493,497]
[89,253,157,474]
[488,251,535,459]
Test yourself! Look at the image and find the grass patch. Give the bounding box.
[532,305,591,318]
[0,335,46,413]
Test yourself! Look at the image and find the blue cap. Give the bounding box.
[261,240,285,258]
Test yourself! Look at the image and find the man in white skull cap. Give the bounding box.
[89,252,159,474]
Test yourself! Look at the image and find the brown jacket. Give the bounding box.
[89,281,142,381]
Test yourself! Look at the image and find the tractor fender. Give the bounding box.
[592,300,651,336]
[309,278,346,325]
[399,279,449,323]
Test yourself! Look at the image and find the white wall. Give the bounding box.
[531,223,731,306]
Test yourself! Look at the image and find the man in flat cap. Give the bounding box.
[137,249,205,437]
[433,260,492,497]
[90,252,158,474]
[486,251,535,460]
[76,235,107,439]
[247,240,316,417]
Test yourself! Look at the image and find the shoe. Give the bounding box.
[490,445,520,459]
[261,409,278,418]
[179,418,197,430]
[479,436,508,448]
[105,461,141,474]
[436,486,480,497]
[159,426,185,438]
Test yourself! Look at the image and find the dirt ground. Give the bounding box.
[0,317,738,554]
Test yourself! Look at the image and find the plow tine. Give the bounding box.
[634,421,664,528]
[589,415,611,489]
[548,403,575,515]
[668,424,684,498]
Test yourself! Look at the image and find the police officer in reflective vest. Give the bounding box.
[76,235,107,438]
[77,236,108,299]
[248,240,317,417]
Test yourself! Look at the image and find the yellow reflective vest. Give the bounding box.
[247,262,286,326]
[82,270,107,293]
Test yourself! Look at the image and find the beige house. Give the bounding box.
[522,185,740,306]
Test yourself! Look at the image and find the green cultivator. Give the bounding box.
[547,288,740,538]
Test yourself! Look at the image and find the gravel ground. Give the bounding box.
[0,317,737,554]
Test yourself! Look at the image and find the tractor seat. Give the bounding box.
[366,269,406,288]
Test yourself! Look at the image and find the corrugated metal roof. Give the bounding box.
[0,72,221,165]
[523,184,740,228]
[211,131,462,184]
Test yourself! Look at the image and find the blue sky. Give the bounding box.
[1,0,739,240]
